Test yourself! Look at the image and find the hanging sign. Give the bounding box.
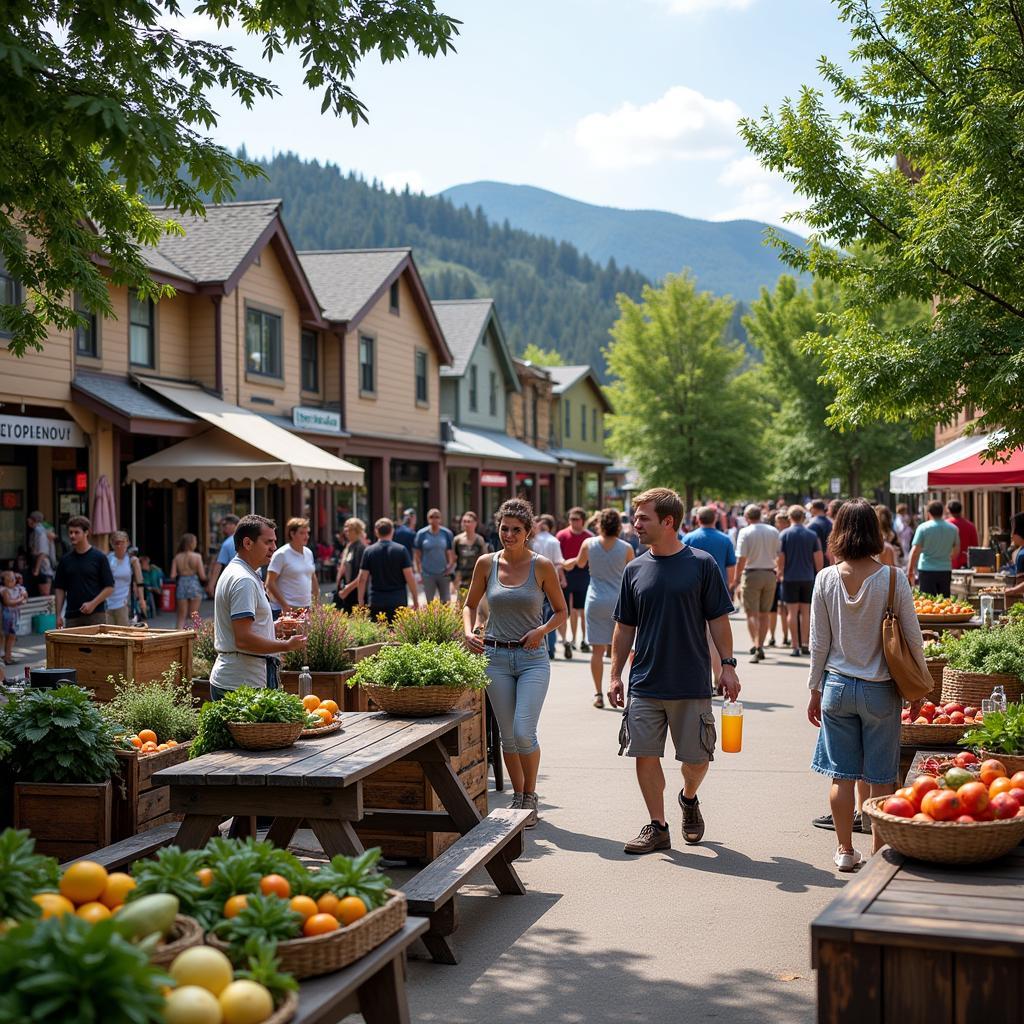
[0,415,85,447]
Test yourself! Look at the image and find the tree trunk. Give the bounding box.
[847,459,862,498]
[685,483,695,516]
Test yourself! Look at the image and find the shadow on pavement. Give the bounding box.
[662,841,847,893]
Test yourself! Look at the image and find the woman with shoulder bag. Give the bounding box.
[807,499,927,871]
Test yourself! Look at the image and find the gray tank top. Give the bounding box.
[586,538,631,604]
[485,554,545,642]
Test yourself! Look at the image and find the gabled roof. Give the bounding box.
[547,364,613,413]
[513,357,553,383]
[299,249,452,365]
[433,299,521,393]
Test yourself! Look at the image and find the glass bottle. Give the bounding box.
[298,665,313,700]
[990,684,1007,713]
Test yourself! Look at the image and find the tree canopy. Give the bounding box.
[0,1,459,354]
[520,343,565,367]
[739,0,1024,455]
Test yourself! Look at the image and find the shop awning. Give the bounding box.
[445,425,559,465]
[929,446,1024,488]
[889,434,998,493]
[128,378,363,485]
[547,446,615,468]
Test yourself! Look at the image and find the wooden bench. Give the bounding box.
[401,807,532,964]
[61,821,181,869]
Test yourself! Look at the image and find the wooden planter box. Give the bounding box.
[191,678,210,704]
[354,688,488,861]
[14,780,112,860]
[45,625,194,702]
[280,669,356,706]
[113,743,191,842]
[349,643,386,663]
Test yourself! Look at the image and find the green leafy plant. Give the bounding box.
[923,639,948,660]
[390,600,463,645]
[0,829,59,921]
[127,846,209,918]
[961,702,1024,756]
[101,664,198,743]
[344,606,391,646]
[203,837,308,904]
[235,939,298,1003]
[210,894,303,955]
[310,848,391,909]
[190,613,216,679]
[350,641,488,692]
[0,685,119,783]
[0,915,171,1024]
[190,688,311,758]
[945,624,1024,682]
[282,604,354,672]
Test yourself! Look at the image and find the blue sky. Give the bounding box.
[196,0,853,227]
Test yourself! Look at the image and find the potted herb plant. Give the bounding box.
[343,606,392,662]
[190,688,314,756]
[941,623,1024,707]
[961,700,1024,773]
[280,603,356,704]
[1,685,120,858]
[390,600,463,645]
[188,613,216,702]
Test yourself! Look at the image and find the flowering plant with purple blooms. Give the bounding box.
[390,600,463,645]
[282,603,355,672]
[190,612,216,678]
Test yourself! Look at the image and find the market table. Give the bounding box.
[898,744,964,789]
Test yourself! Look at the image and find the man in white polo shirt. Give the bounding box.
[209,514,305,699]
[734,504,781,664]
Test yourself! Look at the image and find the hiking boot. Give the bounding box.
[678,791,705,844]
[521,792,539,828]
[580,640,591,653]
[563,641,573,660]
[749,647,765,663]
[623,821,671,855]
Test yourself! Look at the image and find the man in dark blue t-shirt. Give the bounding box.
[392,509,417,558]
[356,518,419,623]
[808,500,832,564]
[610,488,739,857]
[777,505,824,657]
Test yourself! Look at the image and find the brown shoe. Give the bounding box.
[678,792,705,844]
[623,822,671,855]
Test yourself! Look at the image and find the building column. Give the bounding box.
[376,457,391,522]
[428,459,443,520]
[597,470,605,507]
[470,467,482,520]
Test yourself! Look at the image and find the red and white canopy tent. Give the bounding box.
[890,433,1024,492]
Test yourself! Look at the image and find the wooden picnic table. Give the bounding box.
[152,709,531,963]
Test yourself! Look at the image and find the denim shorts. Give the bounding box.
[811,672,901,785]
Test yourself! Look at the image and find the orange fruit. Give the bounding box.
[289,895,318,921]
[76,901,112,923]
[142,741,158,752]
[980,759,1008,785]
[335,896,367,925]
[60,861,109,905]
[223,894,249,918]
[32,892,75,918]
[303,913,340,937]
[100,872,136,909]
[129,736,142,749]
[314,708,333,725]
[302,694,321,711]
[156,744,169,752]
[989,776,1016,799]
[315,892,340,917]
[166,739,178,747]
[319,699,339,715]
[138,729,158,745]
[259,874,291,900]
[196,867,215,887]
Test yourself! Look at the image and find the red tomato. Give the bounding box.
[954,751,979,768]
[956,781,990,816]
[949,711,965,724]
[955,814,976,823]
[991,793,1021,820]
[963,707,979,719]
[894,786,917,806]
[980,759,1008,785]
[914,716,930,725]
[910,776,939,808]
[943,702,964,715]
[901,710,912,722]
[912,812,934,821]
[921,789,961,821]
[920,702,936,720]
[1009,788,1024,805]
[1010,771,1024,788]
[989,776,1016,799]
[882,797,916,818]
[933,715,951,724]
[976,805,996,822]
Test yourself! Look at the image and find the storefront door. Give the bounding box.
[391,460,428,522]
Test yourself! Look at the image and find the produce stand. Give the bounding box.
[112,742,190,842]
[899,742,962,786]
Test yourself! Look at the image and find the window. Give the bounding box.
[359,334,376,394]
[581,403,587,440]
[389,280,400,314]
[469,365,478,412]
[245,307,281,378]
[74,292,98,358]
[129,295,155,367]
[489,371,497,416]
[301,330,319,392]
[564,399,571,438]
[415,350,428,404]
[0,254,21,340]
[592,408,598,442]
[531,389,539,447]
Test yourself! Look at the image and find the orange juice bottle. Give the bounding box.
[721,701,743,753]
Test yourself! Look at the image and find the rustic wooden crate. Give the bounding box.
[45,626,194,701]
[280,669,356,706]
[112,743,191,842]
[14,780,112,860]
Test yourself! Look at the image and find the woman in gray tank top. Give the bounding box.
[463,498,567,826]
[564,508,633,708]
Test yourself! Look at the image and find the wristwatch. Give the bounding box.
[720,657,738,667]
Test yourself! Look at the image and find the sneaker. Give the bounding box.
[812,812,835,830]
[800,646,810,655]
[521,792,539,828]
[833,847,864,872]
[790,648,802,657]
[749,646,757,655]
[563,641,573,660]
[510,792,523,810]
[623,821,671,855]
[749,648,765,663]
[678,791,705,844]
[768,637,776,647]
[580,640,591,653]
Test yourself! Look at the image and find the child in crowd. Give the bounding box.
[139,554,164,619]
[1,570,27,664]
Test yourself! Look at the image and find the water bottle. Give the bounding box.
[991,684,1007,713]
[980,593,995,628]
[298,666,313,701]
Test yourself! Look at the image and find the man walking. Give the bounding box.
[734,504,781,663]
[358,517,420,622]
[209,514,305,698]
[808,500,832,562]
[414,508,456,602]
[557,507,592,658]
[610,488,739,854]
[946,499,978,570]
[393,508,417,557]
[777,505,823,657]
[908,500,959,596]
[27,511,56,596]
[530,514,567,659]
[53,516,115,628]
[453,511,488,590]
[207,514,239,597]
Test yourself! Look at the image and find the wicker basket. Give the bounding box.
[360,684,466,717]
[227,721,304,750]
[149,915,204,967]
[940,668,1022,707]
[900,721,971,745]
[924,658,946,703]
[978,750,1024,774]
[863,796,1024,864]
[208,890,406,979]
[266,991,299,1024]
[300,719,343,739]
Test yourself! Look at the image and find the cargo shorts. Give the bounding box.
[618,696,716,763]
[742,568,777,614]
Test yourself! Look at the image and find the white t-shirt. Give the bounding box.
[528,530,563,566]
[210,557,276,691]
[736,522,781,570]
[267,544,316,609]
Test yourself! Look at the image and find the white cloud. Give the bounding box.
[713,156,806,230]
[664,0,756,12]
[380,169,427,194]
[574,86,742,169]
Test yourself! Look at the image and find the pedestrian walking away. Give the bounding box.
[53,515,115,628]
[170,533,208,629]
[734,504,781,662]
[528,514,566,660]
[463,498,567,828]
[807,499,927,871]
[27,510,55,596]
[206,514,238,598]
[334,517,367,613]
[267,517,318,617]
[777,505,823,657]
[357,517,420,623]
[414,507,456,602]
[907,499,959,597]
[610,488,739,855]
[557,507,593,658]
[771,510,791,647]
[209,514,306,700]
[106,531,146,626]
[564,508,633,708]
[945,499,978,571]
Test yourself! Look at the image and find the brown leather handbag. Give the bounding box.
[882,567,932,701]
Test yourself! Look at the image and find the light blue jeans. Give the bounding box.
[485,645,550,754]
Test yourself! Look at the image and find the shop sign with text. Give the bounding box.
[0,415,85,447]
[481,471,509,488]
[292,406,342,433]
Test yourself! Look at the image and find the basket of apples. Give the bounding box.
[900,699,980,745]
[863,755,1024,864]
